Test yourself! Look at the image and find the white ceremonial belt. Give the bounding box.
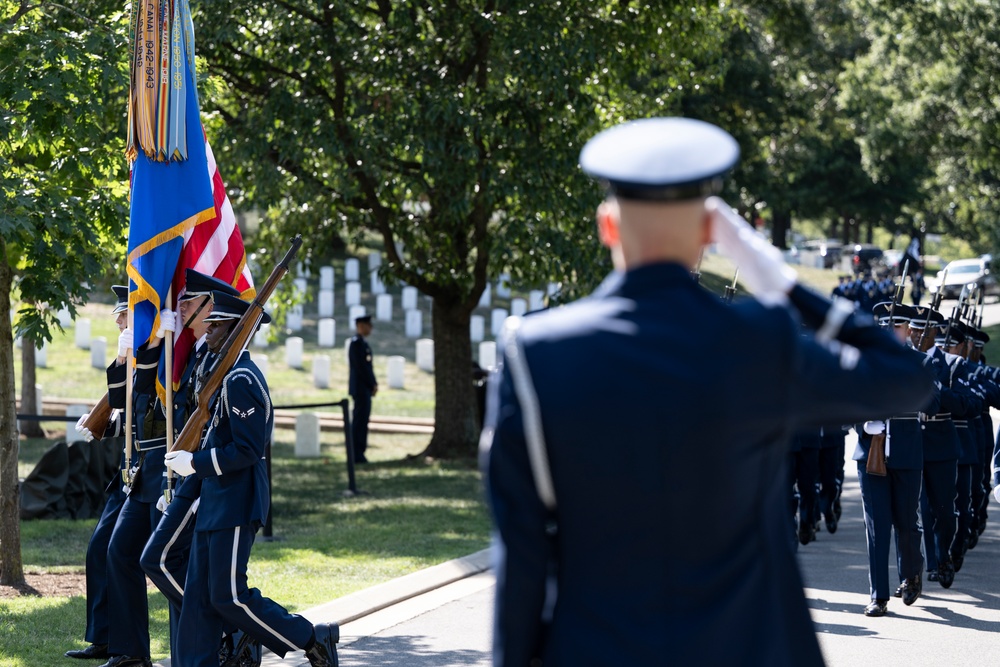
[136,436,167,451]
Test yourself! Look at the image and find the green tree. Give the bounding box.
[0,0,127,585]
[196,1,730,457]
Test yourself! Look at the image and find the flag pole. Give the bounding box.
[123,305,134,487]
[164,286,175,503]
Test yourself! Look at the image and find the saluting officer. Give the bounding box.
[164,292,338,667]
[482,117,935,666]
[138,270,255,664]
[66,285,130,660]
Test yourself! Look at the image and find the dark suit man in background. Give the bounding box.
[348,314,378,463]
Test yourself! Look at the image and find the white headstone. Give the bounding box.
[402,286,418,310]
[416,338,434,372]
[547,282,560,297]
[296,261,311,279]
[75,318,92,349]
[370,272,386,295]
[345,258,360,281]
[318,289,334,318]
[405,309,422,338]
[90,337,107,369]
[470,315,485,343]
[57,308,73,328]
[287,304,303,332]
[349,305,367,329]
[491,308,508,337]
[510,298,527,318]
[294,277,308,297]
[345,281,361,306]
[478,283,492,308]
[319,266,335,291]
[479,341,497,371]
[376,294,393,321]
[318,318,336,348]
[386,355,405,389]
[294,413,321,458]
[495,272,512,299]
[35,341,47,369]
[253,323,270,348]
[14,336,20,349]
[313,354,330,389]
[529,290,545,312]
[255,355,268,379]
[368,250,382,273]
[66,404,89,444]
[286,336,304,369]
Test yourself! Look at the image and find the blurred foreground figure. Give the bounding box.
[481,117,935,666]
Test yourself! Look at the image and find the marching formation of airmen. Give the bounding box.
[66,270,338,667]
[790,279,1000,618]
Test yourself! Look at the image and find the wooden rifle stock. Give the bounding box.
[169,236,303,454]
[866,432,887,476]
[81,393,113,440]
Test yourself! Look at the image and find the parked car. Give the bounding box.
[927,258,1000,301]
[799,239,843,269]
[850,244,886,274]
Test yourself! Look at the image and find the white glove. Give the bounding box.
[75,413,94,442]
[863,420,886,436]
[706,197,797,303]
[156,310,177,339]
[117,328,133,358]
[156,495,168,513]
[164,450,195,477]
[993,486,1000,504]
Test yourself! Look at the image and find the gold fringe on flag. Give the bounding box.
[125,0,196,163]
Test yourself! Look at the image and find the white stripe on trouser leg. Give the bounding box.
[160,498,200,597]
[229,526,300,651]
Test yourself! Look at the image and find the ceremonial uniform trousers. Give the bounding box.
[790,431,820,535]
[139,344,210,657]
[177,354,314,667]
[84,475,127,645]
[106,345,168,659]
[818,425,847,523]
[348,334,376,461]
[486,266,935,667]
[855,413,929,601]
[971,374,1000,534]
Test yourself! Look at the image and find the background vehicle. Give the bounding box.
[799,239,843,269]
[927,257,1000,301]
[850,244,886,274]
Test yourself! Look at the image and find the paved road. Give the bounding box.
[259,423,1000,667]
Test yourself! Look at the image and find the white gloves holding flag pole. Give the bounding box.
[706,197,797,305]
[156,309,177,340]
[117,328,133,360]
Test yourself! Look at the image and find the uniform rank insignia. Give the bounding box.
[232,406,256,419]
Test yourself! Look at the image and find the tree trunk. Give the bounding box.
[771,209,791,250]
[0,242,25,585]
[19,342,43,438]
[423,296,479,459]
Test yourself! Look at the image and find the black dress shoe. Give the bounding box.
[98,656,152,667]
[968,530,979,550]
[65,644,109,660]
[825,515,838,534]
[834,499,842,521]
[797,521,816,546]
[901,574,922,606]
[304,622,340,667]
[952,547,965,573]
[938,558,955,589]
[893,583,903,598]
[927,570,940,582]
[864,599,888,617]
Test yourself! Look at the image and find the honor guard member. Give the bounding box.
[937,324,983,572]
[482,117,935,667]
[818,423,849,534]
[65,286,131,660]
[790,428,821,545]
[348,314,378,463]
[138,271,258,665]
[98,304,177,667]
[855,302,937,616]
[965,327,1000,545]
[909,306,963,587]
[164,292,338,667]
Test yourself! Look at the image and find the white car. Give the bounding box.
[927,258,1000,301]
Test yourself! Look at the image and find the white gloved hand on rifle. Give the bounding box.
[164,450,195,477]
[156,309,177,339]
[706,196,797,305]
[993,485,1000,505]
[75,413,94,442]
[863,420,886,436]
[117,328,133,359]
[156,495,168,513]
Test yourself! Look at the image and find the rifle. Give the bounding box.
[80,394,113,441]
[168,236,302,456]
[868,260,909,477]
[886,259,910,330]
[723,267,740,304]
[691,247,705,284]
[941,283,969,349]
[917,265,949,350]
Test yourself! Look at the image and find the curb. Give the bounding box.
[299,548,493,625]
